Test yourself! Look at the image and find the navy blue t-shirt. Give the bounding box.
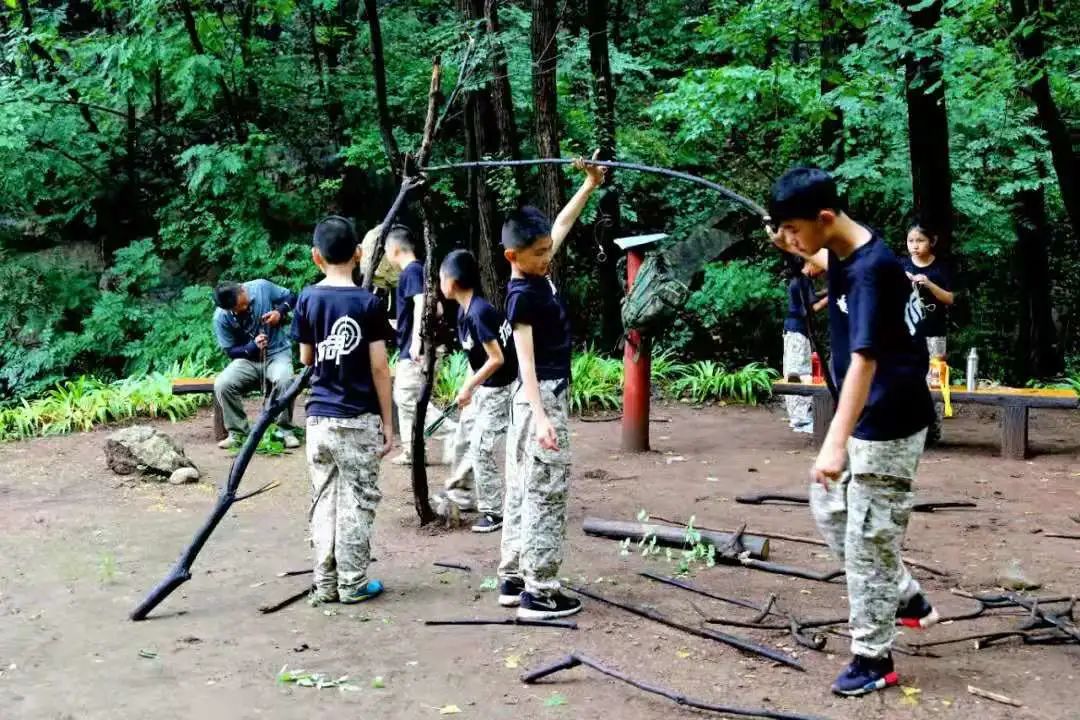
[828,233,933,441]
[900,256,951,339]
[396,261,424,359]
[291,285,394,419]
[784,275,812,334]
[458,297,517,388]
[505,275,571,381]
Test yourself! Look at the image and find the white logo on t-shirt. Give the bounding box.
[317,316,362,364]
[837,295,848,314]
[903,287,924,336]
[498,319,512,346]
[461,331,475,351]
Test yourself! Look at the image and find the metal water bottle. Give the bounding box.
[966,348,979,392]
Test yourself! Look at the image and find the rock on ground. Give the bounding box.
[105,425,200,482]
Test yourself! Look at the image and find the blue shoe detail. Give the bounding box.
[340,579,384,604]
[831,655,898,696]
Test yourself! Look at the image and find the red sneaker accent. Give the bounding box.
[883,671,900,687]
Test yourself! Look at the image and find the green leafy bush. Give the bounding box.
[569,348,623,414]
[670,361,778,405]
[0,359,213,441]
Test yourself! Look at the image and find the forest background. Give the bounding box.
[1,0,1077,413]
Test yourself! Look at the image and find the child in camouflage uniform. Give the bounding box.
[436,250,517,533]
[496,157,606,620]
[292,216,395,605]
[769,168,940,696]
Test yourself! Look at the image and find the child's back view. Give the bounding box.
[292,216,395,605]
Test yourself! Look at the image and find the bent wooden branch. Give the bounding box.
[130,366,314,621]
[522,653,830,720]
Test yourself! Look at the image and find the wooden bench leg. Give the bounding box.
[812,393,835,446]
[213,398,228,442]
[1001,404,1028,460]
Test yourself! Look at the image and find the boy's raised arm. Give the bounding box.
[550,153,607,255]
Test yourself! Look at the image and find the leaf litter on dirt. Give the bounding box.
[277,665,360,692]
[544,692,568,707]
[438,704,462,715]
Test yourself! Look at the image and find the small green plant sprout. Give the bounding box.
[98,553,118,584]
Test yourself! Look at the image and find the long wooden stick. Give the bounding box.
[424,618,577,629]
[130,367,313,621]
[967,685,1023,708]
[568,585,803,670]
[521,653,830,720]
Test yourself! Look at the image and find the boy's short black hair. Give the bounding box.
[768,167,845,224]
[385,224,416,253]
[501,206,552,250]
[213,282,243,310]
[312,215,359,264]
[440,249,481,291]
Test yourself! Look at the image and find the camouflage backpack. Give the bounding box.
[621,222,741,333]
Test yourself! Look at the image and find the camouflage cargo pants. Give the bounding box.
[443,384,511,514]
[306,415,383,597]
[926,336,947,440]
[498,380,571,597]
[782,331,813,433]
[810,428,928,658]
[393,358,454,463]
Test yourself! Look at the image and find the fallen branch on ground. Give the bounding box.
[432,561,471,572]
[521,653,831,720]
[1043,532,1080,540]
[568,584,803,670]
[130,367,313,621]
[258,585,313,614]
[647,515,947,577]
[424,618,577,629]
[967,685,1023,708]
[582,516,770,559]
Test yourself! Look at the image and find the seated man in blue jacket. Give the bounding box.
[212,280,300,450]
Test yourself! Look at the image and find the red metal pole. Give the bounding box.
[622,249,650,452]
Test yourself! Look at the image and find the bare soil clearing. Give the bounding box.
[2,400,1078,720]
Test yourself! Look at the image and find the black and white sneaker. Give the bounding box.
[471,513,503,533]
[497,577,525,607]
[517,591,582,620]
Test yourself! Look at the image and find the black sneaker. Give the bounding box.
[471,513,503,534]
[831,654,898,696]
[517,591,582,620]
[896,592,940,629]
[497,577,525,607]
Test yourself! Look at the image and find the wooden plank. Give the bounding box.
[172,377,216,394]
[1001,404,1029,460]
[772,382,1078,409]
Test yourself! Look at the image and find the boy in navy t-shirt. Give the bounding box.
[292,216,394,605]
[782,255,827,433]
[769,168,938,697]
[496,157,606,620]
[384,226,453,465]
[436,250,517,532]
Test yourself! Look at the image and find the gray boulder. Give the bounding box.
[105,425,200,484]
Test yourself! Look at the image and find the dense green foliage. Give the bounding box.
[1,0,1077,409]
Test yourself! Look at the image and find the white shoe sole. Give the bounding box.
[516,603,583,620]
[898,607,940,629]
[498,594,522,607]
[471,522,503,533]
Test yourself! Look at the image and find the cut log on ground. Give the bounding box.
[521,653,830,720]
[582,517,770,559]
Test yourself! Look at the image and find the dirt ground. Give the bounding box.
[2,399,1079,720]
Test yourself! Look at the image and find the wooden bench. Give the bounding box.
[172,378,227,441]
[171,374,402,441]
[773,381,1078,459]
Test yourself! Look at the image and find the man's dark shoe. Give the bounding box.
[516,591,582,620]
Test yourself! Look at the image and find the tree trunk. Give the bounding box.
[483,0,524,189]
[1013,173,1063,379]
[587,0,623,348]
[901,0,953,246]
[364,0,401,174]
[1008,0,1079,240]
[819,0,845,167]
[175,0,246,140]
[531,0,564,272]
[237,0,260,113]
